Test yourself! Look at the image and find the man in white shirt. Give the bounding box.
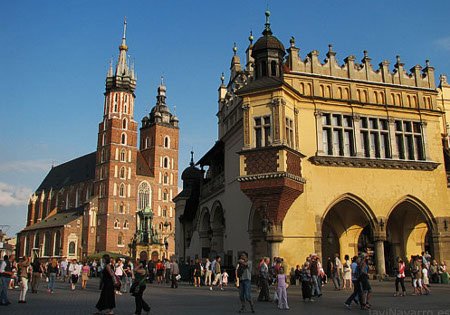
[204,258,212,286]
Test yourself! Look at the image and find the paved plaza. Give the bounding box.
[2,279,450,315]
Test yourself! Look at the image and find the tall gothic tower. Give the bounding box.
[95,19,138,253]
[140,80,179,258]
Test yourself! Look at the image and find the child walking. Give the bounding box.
[221,270,229,287]
[276,266,289,310]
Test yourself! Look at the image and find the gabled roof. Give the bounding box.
[21,206,84,232]
[37,152,96,192]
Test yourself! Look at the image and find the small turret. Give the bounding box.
[252,10,286,80]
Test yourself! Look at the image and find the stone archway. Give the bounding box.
[198,208,211,258]
[321,195,377,266]
[210,201,225,258]
[248,206,268,264]
[386,196,436,274]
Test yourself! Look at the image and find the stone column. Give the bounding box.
[265,223,283,259]
[374,239,386,278]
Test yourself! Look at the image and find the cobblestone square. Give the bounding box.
[3,278,450,315]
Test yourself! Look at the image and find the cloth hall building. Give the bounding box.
[17,21,179,261]
[175,11,450,276]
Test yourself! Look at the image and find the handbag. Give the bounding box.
[175,274,181,281]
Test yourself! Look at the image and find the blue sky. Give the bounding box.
[1,1,450,236]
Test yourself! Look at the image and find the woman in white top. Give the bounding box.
[342,255,352,289]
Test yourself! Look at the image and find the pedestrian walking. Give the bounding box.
[31,258,44,293]
[276,266,289,310]
[164,259,171,285]
[310,254,322,298]
[394,258,406,297]
[81,261,90,289]
[257,257,271,302]
[344,256,363,309]
[114,260,125,295]
[69,259,81,290]
[204,258,212,286]
[170,257,180,289]
[94,255,116,315]
[193,258,202,287]
[18,256,31,303]
[301,261,313,302]
[422,263,430,295]
[0,255,14,306]
[237,252,254,313]
[47,258,58,293]
[60,258,68,282]
[132,253,151,315]
[210,256,223,291]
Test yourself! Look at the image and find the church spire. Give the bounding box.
[105,18,136,93]
[116,17,129,76]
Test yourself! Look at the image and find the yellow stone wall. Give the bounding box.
[241,72,450,270]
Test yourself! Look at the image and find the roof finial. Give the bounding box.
[249,31,254,44]
[190,150,195,166]
[122,17,127,40]
[119,17,128,52]
[264,8,272,35]
[160,75,165,86]
[233,42,238,55]
[220,72,225,84]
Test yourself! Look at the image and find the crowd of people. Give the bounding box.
[0,250,449,313]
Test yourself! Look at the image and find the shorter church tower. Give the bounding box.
[140,80,179,258]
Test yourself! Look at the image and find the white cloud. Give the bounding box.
[0,159,52,173]
[0,182,32,207]
[435,37,450,51]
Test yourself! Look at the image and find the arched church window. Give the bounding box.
[163,173,168,184]
[114,219,120,228]
[121,133,127,145]
[123,220,129,229]
[68,241,76,255]
[120,167,126,179]
[164,136,170,148]
[122,118,127,129]
[163,157,169,168]
[137,182,151,211]
[120,149,126,162]
[119,183,125,198]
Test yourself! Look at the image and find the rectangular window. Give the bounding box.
[359,117,390,159]
[395,120,425,161]
[322,113,354,156]
[285,117,294,147]
[254,115,272,148]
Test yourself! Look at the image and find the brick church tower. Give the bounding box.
[140,80,179,258]
[95,19,138,253]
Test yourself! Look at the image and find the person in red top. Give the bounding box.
[156,260,164,284]
[394,258,406,297]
